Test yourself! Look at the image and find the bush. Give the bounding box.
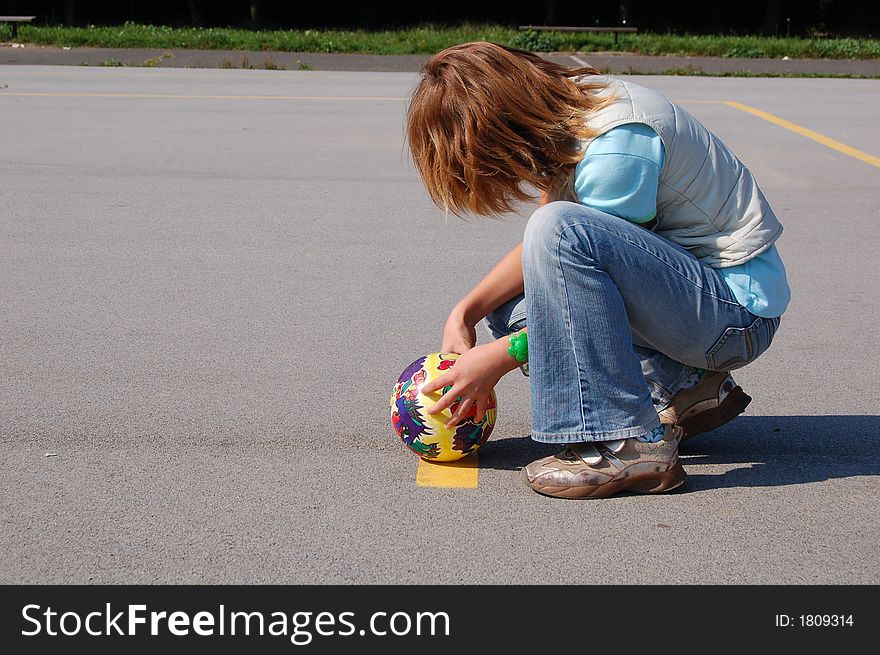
[511,30,556,52]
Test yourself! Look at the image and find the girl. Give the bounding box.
[406,42,790,499]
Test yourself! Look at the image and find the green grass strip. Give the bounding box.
[3,22,880,59]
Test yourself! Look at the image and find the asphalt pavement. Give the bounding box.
[1,66,878,584]
[2,44,880,76]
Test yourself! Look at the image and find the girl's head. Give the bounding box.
[406,41,610,216]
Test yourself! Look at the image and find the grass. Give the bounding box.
[219,56,285,70]
[2,22,879,59]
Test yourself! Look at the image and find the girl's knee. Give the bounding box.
[523,201,574,248]
[524,201,612,262]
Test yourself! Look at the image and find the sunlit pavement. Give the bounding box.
[1,66,877,583]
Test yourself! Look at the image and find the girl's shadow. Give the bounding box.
[479,415,880,491]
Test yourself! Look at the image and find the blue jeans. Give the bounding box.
[485,202,780,444]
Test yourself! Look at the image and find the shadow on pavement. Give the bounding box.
[479,415,880,491]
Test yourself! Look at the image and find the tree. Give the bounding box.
[761,0,784,35]
[187,0,203,27]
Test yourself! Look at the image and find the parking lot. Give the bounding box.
[1,65,877,583]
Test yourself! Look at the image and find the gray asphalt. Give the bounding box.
[3,44,880,76]
[1,66,878,584]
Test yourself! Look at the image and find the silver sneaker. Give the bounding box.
[521,425,685,499]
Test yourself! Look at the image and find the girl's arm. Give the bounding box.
[430,195,551,425]
[458,241,525,324]
[432,242,527,426]
[441,192,550,353]
[442,242,524,352]
[433,248,528,425]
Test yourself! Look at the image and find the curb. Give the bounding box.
[1,44,878,77]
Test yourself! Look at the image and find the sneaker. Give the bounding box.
[658,372,751,440]
[520,425,685,499]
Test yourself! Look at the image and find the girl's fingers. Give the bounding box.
[445,396,475,428]
[425,395,450,416]
[473,396,488,424]
[425,383,460,415]
[440,340,470,355]
[421,373,451,396]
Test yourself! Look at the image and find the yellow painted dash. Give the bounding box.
[416,454,479,489]
[724,100,880,169]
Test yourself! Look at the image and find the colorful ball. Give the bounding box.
[390,352,497,462]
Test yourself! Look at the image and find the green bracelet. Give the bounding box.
[507,330,528,363]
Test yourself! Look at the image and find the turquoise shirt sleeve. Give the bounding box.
[572,123,665,224]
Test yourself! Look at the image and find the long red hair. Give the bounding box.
[406,41,611,216]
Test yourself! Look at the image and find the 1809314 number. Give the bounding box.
[800,615,853,627]
[776,615,854,627]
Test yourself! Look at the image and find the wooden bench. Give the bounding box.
[0,16,35,40]
[518,25,638,46]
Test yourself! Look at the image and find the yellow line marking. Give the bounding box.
[416,454,479,489]
[724,100,880,169]
[0,91,405,101]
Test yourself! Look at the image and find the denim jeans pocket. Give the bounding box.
[706,315,780,371]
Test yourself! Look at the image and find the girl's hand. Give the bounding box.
[422,340,517,428]
[440,309,477,354]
